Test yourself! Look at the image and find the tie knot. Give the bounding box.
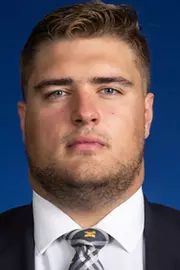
[64,228,109,249]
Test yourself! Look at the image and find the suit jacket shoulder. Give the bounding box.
[0,204,34,270]
[144,199,180,270]
[0,204,33,227]
[0,204,33,245]
[147,199,180,225]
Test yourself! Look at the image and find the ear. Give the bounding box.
[17,102,27,142]
[144,93,154,139]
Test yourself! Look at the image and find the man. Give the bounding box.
[1,1,180,270]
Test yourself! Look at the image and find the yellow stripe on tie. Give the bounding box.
[84,231,96,238]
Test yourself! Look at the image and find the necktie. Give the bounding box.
[64,228,109,270]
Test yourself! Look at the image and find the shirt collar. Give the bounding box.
[33,187,144,255]
[94,187,144,253]
[33,192,81,254]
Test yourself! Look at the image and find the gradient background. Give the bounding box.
[1,0,179,213]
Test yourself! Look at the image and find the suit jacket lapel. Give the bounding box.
[144,197,180,270]
[0,204,35,270]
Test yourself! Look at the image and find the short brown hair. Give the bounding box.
[20,1,150,101]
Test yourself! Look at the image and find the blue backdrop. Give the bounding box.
[1,0,179,213]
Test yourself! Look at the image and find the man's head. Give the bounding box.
[18,1,154,211]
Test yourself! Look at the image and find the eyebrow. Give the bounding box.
[34,76,134,90]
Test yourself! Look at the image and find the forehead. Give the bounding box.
[30,37,142,87]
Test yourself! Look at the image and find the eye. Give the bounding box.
[101,88,119,95]
[45,90,68,99]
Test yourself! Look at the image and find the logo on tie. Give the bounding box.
[84,230,96,238]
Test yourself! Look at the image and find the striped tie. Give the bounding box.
[64,228,109,270]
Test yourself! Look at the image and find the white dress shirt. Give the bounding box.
[33,187,145,270]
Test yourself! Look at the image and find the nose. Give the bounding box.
[71,93,100,127]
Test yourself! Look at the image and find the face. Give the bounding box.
[18,36,154,210]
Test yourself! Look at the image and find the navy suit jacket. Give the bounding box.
[1,197,180,270]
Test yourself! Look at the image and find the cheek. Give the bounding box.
[106,104,133,127]
[106,102,144,140]
[26,107,68,144]
[41,108,68,139]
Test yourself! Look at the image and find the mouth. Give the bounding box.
[67,137,105,151]
[68,142,104,151]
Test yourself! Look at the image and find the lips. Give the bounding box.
[67,136,105,148]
